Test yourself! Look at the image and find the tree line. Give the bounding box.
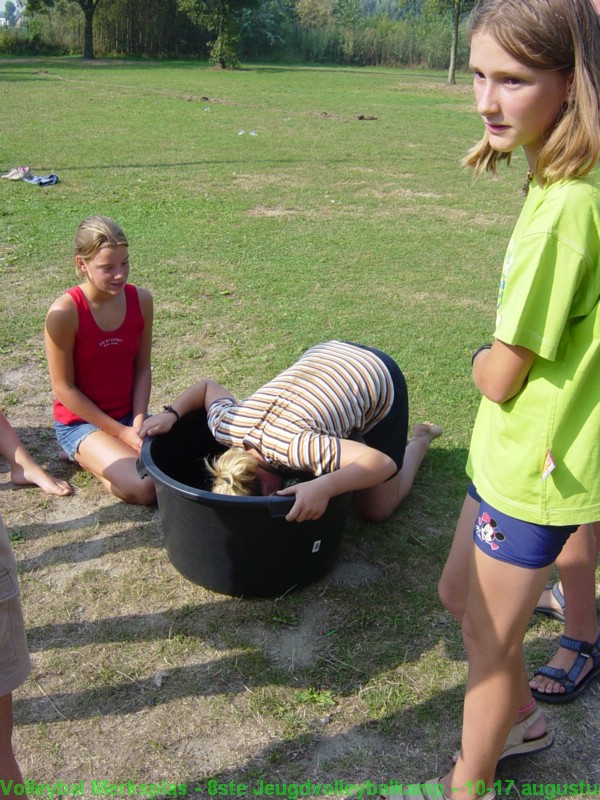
[1,0,475,77]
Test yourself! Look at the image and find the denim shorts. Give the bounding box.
[54,413,133,461]
[468,483,578,569]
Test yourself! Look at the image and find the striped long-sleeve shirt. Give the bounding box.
[206,341,395,475]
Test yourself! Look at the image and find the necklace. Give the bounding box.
[521,169,534,196]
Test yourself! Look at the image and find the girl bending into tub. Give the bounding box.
[140,341,441,522]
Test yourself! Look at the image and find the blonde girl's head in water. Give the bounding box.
[464,0,600,183]
[74,216,129,278]
[206,448,261,496]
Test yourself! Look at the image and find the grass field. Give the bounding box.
[0,58,598,796]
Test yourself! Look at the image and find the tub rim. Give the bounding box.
[138,429,296,515]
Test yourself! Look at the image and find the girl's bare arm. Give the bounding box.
[278,439,396,522]
[472,339,536,404]
[139,380,234,437]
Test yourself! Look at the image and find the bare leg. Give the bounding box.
[0,693,25,799]
[530,522,600,697]
[76,431,156,505]
[355,422,442,521]
[438,492,478,623]
[0,412,72,496]
[440,494,547,750]
[442,547,552,800]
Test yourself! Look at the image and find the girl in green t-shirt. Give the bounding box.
[399,2,600,800]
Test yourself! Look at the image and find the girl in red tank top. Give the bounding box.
[45,216,156,505]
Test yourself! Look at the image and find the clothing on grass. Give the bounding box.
[22,173,59,186]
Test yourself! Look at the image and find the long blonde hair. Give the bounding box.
[463,0,600,183]
[205,448,260,496]
[74,216,129,277]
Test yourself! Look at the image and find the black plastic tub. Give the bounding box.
[138,410,351,598]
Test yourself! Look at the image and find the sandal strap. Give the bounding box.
[504,706,542,748]
[534,664,571,684]
[551,581,566,611]
[559,635,593,656]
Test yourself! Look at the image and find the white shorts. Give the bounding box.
[0,515,31,697]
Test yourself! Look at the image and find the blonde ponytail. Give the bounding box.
[205,448,260,496]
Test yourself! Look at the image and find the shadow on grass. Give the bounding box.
[7,500,158,562]
[14,562,464,730]
[46,153,355,172]
[0,58,456,80]
[14,595,458,726]
[12,446,478,736]
[177,677,600,793]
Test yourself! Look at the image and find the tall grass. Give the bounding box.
[291,15,467,68]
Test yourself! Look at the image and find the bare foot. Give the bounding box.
[10,463,73,496]
[409,422,443,445]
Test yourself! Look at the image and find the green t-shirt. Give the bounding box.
[467,169,600,525]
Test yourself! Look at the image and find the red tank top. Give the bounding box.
[53,284,144,425]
